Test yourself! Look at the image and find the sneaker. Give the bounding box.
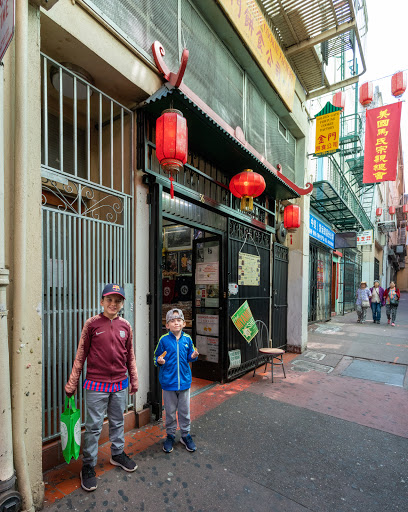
[180,434,196,452]
[388,319,391,324]
[80,464,97,492]
[110,452,137,472]
[391,323,395,327]
[163,434,175,453]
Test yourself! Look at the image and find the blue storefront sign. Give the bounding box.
[309,213,335,249]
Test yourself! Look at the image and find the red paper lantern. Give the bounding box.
[229,169,266,211]
[403,204,408,214]
[359,82,373,106]
[284,205,301,231]
[391,71,407,98]
[156,109,188,198]
[376,208,382,217]
[332,91,345,111]
[389,206,396,215]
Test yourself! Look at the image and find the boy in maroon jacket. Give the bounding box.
[65,284,139,492]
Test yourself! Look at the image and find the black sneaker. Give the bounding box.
[180,434,196,452]
[163,434,175,453]
[110,452,138,472]
[80,464,97,492]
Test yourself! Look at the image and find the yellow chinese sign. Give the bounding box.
[315,111,340,156]
[217,0,296,111]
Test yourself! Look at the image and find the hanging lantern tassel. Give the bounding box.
[169,174,175,199]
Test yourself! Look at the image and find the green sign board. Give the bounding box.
[230,300,258,343]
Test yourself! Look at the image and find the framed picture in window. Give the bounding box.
[164,225,192,251]
[179,251,192,274]
[165,252,179,273]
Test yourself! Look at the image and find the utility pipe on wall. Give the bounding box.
[11,1,35,511]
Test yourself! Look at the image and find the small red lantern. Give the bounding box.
[376,208,382,217]
[332,91,345,111]
[403,204,408,214]
[156,109,188,199]
[229,169,266,211]
[359,82,373,106]
[389,206,396,215]
[284,204,301,231]
[391,71,407,98]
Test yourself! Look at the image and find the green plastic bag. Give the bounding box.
[60,396,81,464]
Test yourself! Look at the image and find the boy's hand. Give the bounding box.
[191,349,199,359]
[157,356,165,365]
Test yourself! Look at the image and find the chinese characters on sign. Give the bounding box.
[238,252,260,286]
[357,230,373,246]
[363,103,402,183]
[230,301,258,343]
[315,110,340,156]
[217,0,296,111]
[309,213,335,249]
[317,259,324,290]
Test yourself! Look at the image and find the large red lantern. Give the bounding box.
[284,204,301,231]
[229,169,266,211]
[359,82,373,106]
[391,71,406,98]
[376,208,382,217]
[389,206,396,215]
[156,109,188,198]
[403,205,408,214]
[332,91,345,110]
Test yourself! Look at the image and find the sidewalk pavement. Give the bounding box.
[44,294,408,512]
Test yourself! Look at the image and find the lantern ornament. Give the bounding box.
[229,169,266,211]
[376,207,382,217]
[284,204,301,231]
[332,91,345,111]
[359,82,373,107]
[391,71,407,98]
[403,204,408,214]
[156,109,188,199]
[389,206,396,215]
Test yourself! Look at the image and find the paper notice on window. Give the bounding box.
[238,252,260,286]
[196,314,219,336]
[195,335,208,356]
[195,262,219,284]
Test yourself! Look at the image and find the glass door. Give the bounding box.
[192,235,223,381]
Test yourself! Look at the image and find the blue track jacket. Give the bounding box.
[154,331,198,391]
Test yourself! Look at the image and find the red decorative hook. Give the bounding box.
[152,41,189,88]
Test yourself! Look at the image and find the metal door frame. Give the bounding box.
[272,242,288,348]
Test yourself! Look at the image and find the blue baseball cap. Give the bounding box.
[102,284,125,299]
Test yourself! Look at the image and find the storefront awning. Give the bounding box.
[141,84,305,201]
[310,180,364,231]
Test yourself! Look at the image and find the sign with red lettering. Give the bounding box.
[363,102,402,183]
[0,0,14,62]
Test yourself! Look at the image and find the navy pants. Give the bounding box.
[371,302,381,322]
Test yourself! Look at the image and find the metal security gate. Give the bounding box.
[309,241,332,322]
[339,248,362,314]
[41,54,134,442]
[374,257,380,282]
[272,243,288,348]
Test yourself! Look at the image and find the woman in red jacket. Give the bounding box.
[383,281,401,326]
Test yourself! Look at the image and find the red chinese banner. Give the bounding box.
[363,102,402,183]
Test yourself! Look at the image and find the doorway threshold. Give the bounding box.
[191,382,218,398]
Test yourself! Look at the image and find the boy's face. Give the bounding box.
[166,317,186,335]
[100,294,124,319]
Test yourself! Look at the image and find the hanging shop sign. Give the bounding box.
[357,230,373,246]
[363,102,402,183]
[230,300,258,343]
[217,0,296,111]
[0,0,14,62]
[309,213,335,249]
[238,252,260,286]
[314,104,341,156]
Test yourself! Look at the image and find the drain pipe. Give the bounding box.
[11,1,35,511]
[0,60,22,511]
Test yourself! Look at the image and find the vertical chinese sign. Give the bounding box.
[363,103,402,183]
[314,102,342,156]
[217,0,296,111]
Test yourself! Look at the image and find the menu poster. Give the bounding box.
[195,262,219,284]
[196,314,219,337]
[196,335,219,363]
[238,252,260,286]
[195,335,208,356]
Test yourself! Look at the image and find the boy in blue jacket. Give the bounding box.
[154,308,199,453]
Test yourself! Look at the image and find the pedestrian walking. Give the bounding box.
[369,280,385,324]
[355,281,371,323]
[65,284,139,492]
[384,281,401,326]
[154,308,199,453]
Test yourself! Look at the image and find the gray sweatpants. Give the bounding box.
[83,388,127,467]
[163,389,191,437]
